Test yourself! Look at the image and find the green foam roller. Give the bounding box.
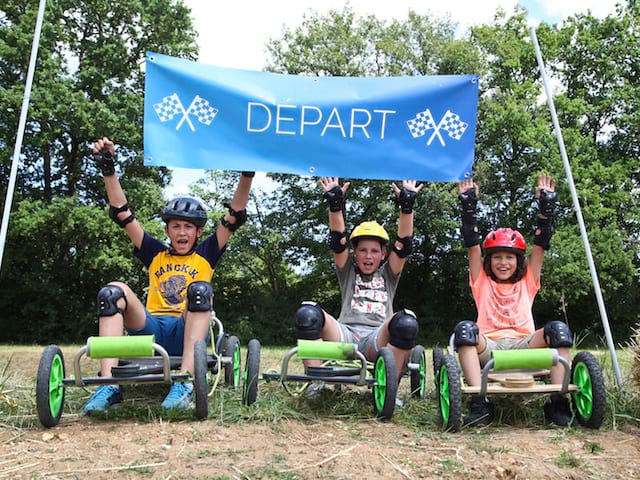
[297,340,356,360]
[492,348,554,370]
[87,335,155,358]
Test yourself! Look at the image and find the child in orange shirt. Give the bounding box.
[454,174,573,427]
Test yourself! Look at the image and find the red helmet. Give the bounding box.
[483,228,526,254]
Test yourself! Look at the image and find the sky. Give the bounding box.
[167,0,622,196]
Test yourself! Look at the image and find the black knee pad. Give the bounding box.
[294,301,325,340]
[388,309,419,350]
[454,320,479,347]
[544,320,573,348]
[97,284,126,317]
[187,281,213,312]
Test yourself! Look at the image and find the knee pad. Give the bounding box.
[454,320,479,347]
[187,281,213,312]
[295,301,325,340]
[544,321,573,348]
[97,285,126,317]
[388,309,419,350]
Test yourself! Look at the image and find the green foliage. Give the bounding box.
[0,3,639,346]
[0,0,195,341]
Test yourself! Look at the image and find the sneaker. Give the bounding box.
[544,394,573,426]
[83,385,123,414]
[395,397,405,409]
[305,382,325,400]
[464,395,494,427]
[161,381,193,410]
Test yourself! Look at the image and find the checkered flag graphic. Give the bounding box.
[191,95,218,125]
[406,109,437,138]
[153,93,184,122]
[440,110,468,140]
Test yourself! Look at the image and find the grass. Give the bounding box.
[1,343,640,434]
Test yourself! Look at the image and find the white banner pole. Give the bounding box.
[530,26,624,390]
[0,0,47,272]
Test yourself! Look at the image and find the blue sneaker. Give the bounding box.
[161,382,193,410]
[83,385,123,414]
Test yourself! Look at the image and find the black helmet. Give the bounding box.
[161,197,208,227]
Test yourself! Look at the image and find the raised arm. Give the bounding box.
[319,176,350,269]
[215,172,254,249]
[529,174,557,281]
[457,178,482,282]
[388,180,423,275]
[93,137,144,249]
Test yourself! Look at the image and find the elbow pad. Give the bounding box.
[109,203,135,228]
[392,236,413,258]
[329,230,347,253]
[220,203,247,232]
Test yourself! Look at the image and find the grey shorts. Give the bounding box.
[336,323,382,361]
[478,335,534,366]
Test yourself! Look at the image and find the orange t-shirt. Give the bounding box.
[470,267,540,339]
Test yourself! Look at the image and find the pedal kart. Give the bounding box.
[36,313,261,428]
[263,340,428,419]
[432,343,606,432]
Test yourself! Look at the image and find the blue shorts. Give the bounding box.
[126,312,186,356]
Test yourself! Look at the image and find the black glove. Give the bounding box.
[458,188,478,218]
[94,149,115,176]
[537,189,557,218]
[241,171,255,178]
[323,186,344,212]
[395,187,418,214]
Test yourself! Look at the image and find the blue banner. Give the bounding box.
[143,52,479,181]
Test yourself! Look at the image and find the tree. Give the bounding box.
[0,0,197,341]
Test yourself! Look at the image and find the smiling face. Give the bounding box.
[353,238,386,275]
[165,219,203,255]
[489,250,519,283]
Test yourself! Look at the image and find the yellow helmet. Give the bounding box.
[349,221,389,245]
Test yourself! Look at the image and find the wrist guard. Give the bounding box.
[537,189,557,218]
[459,188,480,247]
[395,187,417,214]
[220,203,247,232]
[323,186,344,212]
[94,149,116,176]
[329,230,347,253]
[533,216,554,250]
[109,203,135,228]
[241,171,255,178]
[392,236,413,258]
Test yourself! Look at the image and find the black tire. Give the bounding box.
[193,339,208,420]
[436,353,463,432]
[410,345,427,399]
[571,351,606,429]
[242,339,261,406]
[223,335,241,387]
[432,346,445,392]
[36,345,66,428]
[372,347,398,420]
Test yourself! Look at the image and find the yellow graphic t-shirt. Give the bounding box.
[134,233,225,316]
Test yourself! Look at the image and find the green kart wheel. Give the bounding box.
[571,351,606,429]
[437,353,462,432]
[223,335,241,387]
[410,345,427,399]
[193,339,208,420]
[372,347,398,420]
[36,345,66,428]
[242,339,261,406]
